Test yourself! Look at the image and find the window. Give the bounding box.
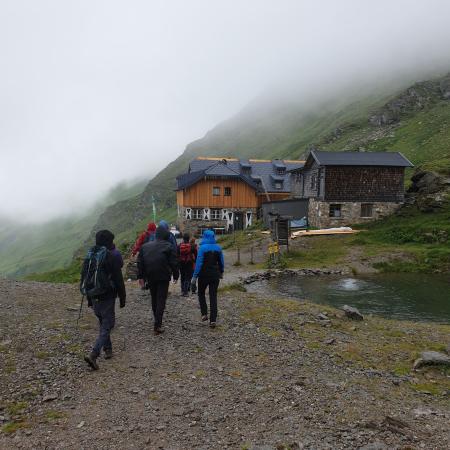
[211,209,221,220]
[329,204,342,218]
[310,175,316,189]
[224,187,232,196]
[212,186,220,196]
[192,209,202,219]
[275,181,283,190]
[361,203,373,218]
[276,168,286,175]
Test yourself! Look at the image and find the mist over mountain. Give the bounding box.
[1,1,450,222]
[0,179,146,278]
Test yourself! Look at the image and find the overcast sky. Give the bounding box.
[1,0,449,222]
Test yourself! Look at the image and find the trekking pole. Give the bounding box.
[77,295,85,326]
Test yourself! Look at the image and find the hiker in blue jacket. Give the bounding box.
[191,230,224,328]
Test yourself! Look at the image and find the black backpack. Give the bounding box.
[80,246,114,298]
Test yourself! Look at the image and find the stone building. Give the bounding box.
[176,157,304,235]
[289,150,413,228]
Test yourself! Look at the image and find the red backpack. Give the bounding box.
[179,243,193,264]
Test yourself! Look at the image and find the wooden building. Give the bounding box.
[176,157,304,234]
[289,150,413,228]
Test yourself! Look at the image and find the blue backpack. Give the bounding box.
[80,246,113,298]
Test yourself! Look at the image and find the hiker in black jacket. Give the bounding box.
[138,225,179,334]
[83,230,126,370]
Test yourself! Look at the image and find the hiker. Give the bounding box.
[82,230,126,370]
[159,220,178,252]
[191,230,224,328]
[177,232,197,296]
[131,222,157,256]
[137,225,179,334]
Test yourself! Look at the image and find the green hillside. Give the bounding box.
[89,73,450,250]
[13,72,450,279]
[0,179,146,278]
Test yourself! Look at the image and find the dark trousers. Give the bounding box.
[148,280,170,329]
[198,278,220,323]
[180,264,193,295]
[92,297,116,356]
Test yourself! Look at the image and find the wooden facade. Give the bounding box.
[324,166,405,202]
[177,178,260,208]
[177,178,290,209]
[292,165,405,202]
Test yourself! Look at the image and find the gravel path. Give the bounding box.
[0,278,449,449]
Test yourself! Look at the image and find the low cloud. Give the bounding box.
[1,0,449,222]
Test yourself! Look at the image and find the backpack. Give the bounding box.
[80,246,113,298]
[144,231,156,244]
[179,242,193,264]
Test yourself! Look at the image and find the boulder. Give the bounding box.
[413,351,450,369]
[342,305,364,321]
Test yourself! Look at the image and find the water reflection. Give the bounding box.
[263,273,450,323]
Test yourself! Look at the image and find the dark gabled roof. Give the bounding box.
[176,170,205,190]
[309,150,414,167]
[184,158,305,193]
[176,160,261,191]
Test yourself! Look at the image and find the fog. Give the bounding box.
[1,0,449,222]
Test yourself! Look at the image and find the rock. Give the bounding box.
[77,421,85,428]
[413,351,450,369]
[446,343,450,355]
[342,305,364,321]
[318,313,328,321]
[43,393,58,402]
[358,442,388,450]
[412,407,433,417]
[324,338,336,345]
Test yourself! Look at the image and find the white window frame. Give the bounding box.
[212,186,220,196]
[211,209,221,220]
[192,209,202,219]
[329,204,342,218]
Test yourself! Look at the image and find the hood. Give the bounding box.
[147,222,156,232]
[155,225,169,241]
[159,220,169,231]
[95,229,114,248]
[201,229,216,245]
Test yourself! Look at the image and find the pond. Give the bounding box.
[253,273,450,324]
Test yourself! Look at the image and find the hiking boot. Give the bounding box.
[84,352,99,370]
[209,322,216,329]
[104,348,113,359]
[154,327,165,335]
[201,315,208,322]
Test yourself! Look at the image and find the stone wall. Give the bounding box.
[308,198,402,228]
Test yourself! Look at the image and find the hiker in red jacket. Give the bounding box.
[132,222,156,256]
[177,233,197,297]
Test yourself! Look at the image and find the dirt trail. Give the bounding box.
[0,277,449,450]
